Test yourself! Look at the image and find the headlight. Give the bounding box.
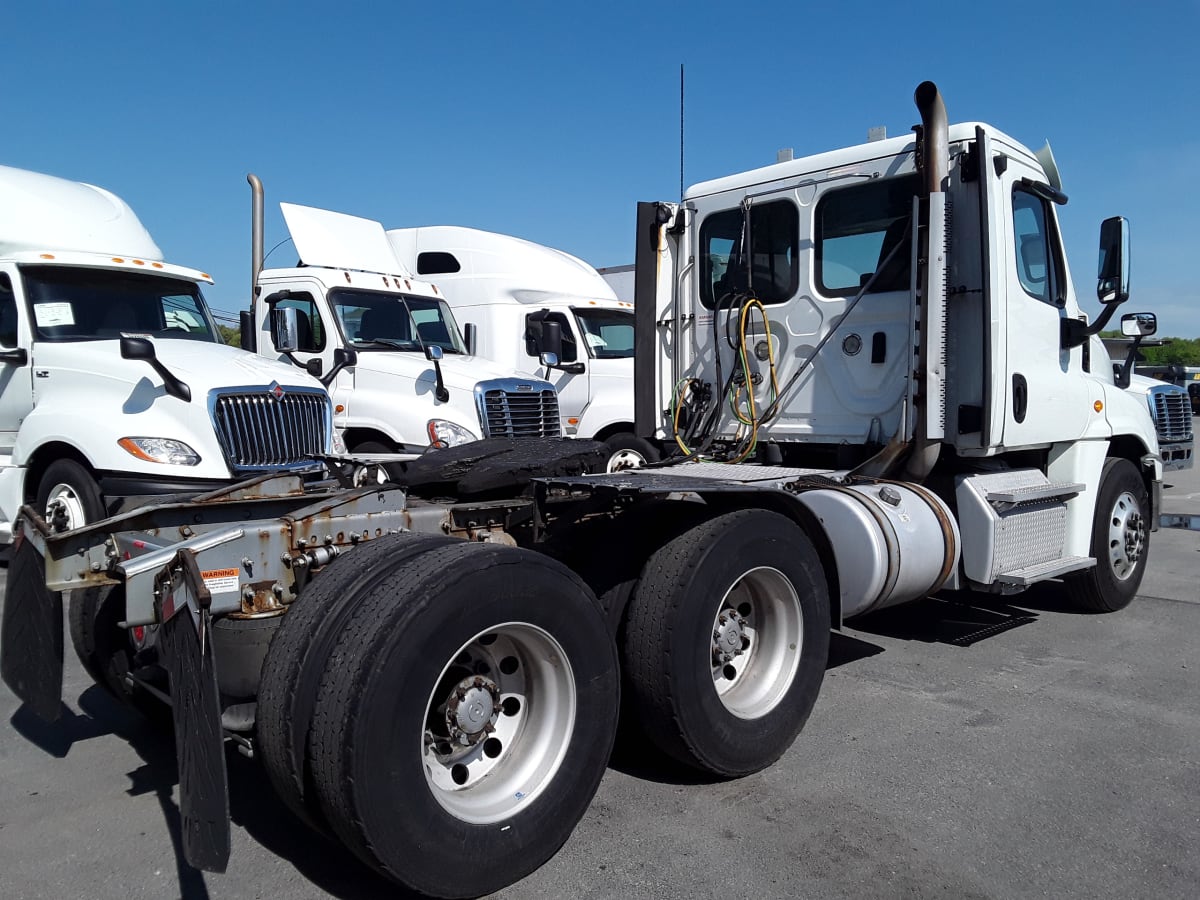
[118,437,201,466]
[331,429,348,455]
[427,419,478,449]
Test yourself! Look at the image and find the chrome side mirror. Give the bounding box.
[271,306,299,352]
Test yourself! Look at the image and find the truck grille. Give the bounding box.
[1151,387,1193,443]
[475,379,561,438]
[210,386,330,471]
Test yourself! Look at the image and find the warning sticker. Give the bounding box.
[201,567,240,595]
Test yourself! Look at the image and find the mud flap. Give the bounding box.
[0,530,64,723]
[156,550,231,874]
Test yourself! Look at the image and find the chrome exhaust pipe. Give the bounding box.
[903,81,949,482]
[247,173,264,298]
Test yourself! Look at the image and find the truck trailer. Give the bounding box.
[0,82,1171,898]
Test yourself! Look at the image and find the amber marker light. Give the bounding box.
[335,404,346,413]
[132,259,145,265]
[111,257,125,263]
[151,262,163,269]
[39,253,55,259]
[1094,401,1104,412]
[568,417,580,426]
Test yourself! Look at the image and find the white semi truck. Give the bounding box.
[0,82,1172,898]
[0,165,333,543]
[240,183,562,458]
[387,225,655,470]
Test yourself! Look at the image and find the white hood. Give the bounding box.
[280,203,411,277]
[352,348,545,391]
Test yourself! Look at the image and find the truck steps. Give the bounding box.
[985,481,1084,509]
[995,555,1094,586]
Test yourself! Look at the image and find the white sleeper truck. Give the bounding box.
[387,226,655,470]
[240,181,561,458]
[0,165,332,542]
[0,83,1171,898]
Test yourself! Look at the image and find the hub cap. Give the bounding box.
[422,623,576,824]
[44,483,87,533]
[1107,490,1146,581]
[606,448,647,473]
[710,567,803,720]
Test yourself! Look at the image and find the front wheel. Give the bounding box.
[36,459,105,534]
[601,434,660,472]
[1065,458,1150,612]
[307,541,619,898]
[622,509,831,777]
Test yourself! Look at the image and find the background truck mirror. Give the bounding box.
[271,306,300,352]
[1121,312,1156,337]
[1097,216,1130,305]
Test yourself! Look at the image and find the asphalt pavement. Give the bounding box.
[1,465,1197,900]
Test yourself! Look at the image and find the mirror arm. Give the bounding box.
[319,348,356,387]
[1061,303,1120,350]
[1114,334,1144,390]
[431,357,449,402]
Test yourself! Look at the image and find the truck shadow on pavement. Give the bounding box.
[849,592,1044,646]
[9,685,420,900]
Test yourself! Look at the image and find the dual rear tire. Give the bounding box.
[256,535,619,899]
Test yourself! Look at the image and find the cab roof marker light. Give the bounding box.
[151,262,163,269]
[111,257,125,263]
[132,259,145,265]
[39,253,55,259]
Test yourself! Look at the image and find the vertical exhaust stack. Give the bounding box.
[247,174,264,297]
[903,80,950,482]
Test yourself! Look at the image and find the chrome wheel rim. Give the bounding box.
[606,448,647,473]
[1107,489,1145,581]
[44,482,88,533]
[422,622,576,824]
[710,566,803,719]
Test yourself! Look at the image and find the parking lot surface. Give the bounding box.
[2,466,1197,900]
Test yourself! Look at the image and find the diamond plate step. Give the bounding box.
[995,555,1094,586]
[985,481,1085,506]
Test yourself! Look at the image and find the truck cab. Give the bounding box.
[0,165,332,542]
[246,201,561,455]
[387,226,651,469]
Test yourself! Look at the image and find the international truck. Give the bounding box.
[0,82,1171,899]
[239,183,562,459]
[387,226,655,470]
[0,164,333,544]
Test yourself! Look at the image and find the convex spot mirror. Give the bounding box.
[271,306,299,352]
[1097,216,1130,305]
[424,344,444,361]
[1121,312,1156,337]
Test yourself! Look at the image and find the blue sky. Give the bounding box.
[3,1,1198,337]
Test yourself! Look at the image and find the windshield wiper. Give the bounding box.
[353,338,420,351]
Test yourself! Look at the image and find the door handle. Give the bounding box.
[1012,373,1028,423]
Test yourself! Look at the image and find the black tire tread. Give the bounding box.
[256,532,458,827]
[1065,457,1149,613]
[622,508,829,775]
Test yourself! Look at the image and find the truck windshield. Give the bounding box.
[573,307,634,359]
[21,265,218,342]
[331,289,466,354]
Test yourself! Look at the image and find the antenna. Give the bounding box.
[680,63,685,203]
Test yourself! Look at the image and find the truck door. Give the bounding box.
[0,270,34,457]
[996,154,1093,445]
[524,310,590,425]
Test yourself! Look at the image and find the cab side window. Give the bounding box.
[0,276,17,348]
[276,294,325,352]
[1012,188,1062,306]
[700,199,799,309]
[524,311,577,363]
